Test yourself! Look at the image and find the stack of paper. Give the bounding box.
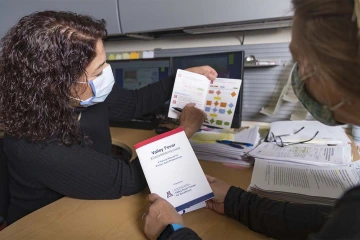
[248,160,360,206]
[249,142,352,166]
[190,126,260,166]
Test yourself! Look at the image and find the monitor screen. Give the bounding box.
[171,51,244,128]
[109,58,171,90]
[108,58,172,130]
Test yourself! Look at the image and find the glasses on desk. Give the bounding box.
[269,127,319,147]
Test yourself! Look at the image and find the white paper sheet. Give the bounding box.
[250,160,360,199]
[168,69,210,119]
[168,70,242,129]
[250,142,352,166]
[204,78,241,128]
[268,121,351,144]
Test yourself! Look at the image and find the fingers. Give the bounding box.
[201,110,207,119]
[145,202,151,213]
[205,200,213,209]
[185,66,218,83]
[144,195,158,222]
[185,103,196,108]
[206,174,216,183]
[201,66,218,81]
[147,193,160,203]
[183,103,206,118]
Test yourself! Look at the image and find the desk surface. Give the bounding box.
[1,126,359,240]
[0,127,268,240]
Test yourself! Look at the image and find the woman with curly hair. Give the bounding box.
[0,11,217,225]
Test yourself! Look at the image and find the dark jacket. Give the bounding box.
[169,186,360,239]
[5,75,175,224]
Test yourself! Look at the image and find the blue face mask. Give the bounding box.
[291,63,346,126]
[74,65,115,107]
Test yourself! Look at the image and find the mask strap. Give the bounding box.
[69,81,88,100]
[297,67,315,81]
[353,0,360,55]
[69,95,80,101]
[300,73,314,81]
[70,81,93,101]
[329,99,352,111]
[353,0,360,31]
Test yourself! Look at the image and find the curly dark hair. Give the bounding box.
[0,11,107,145]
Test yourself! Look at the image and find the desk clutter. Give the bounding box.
[190,126,261,167]
[191,120,360,206]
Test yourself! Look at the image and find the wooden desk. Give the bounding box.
[0,127,268,240]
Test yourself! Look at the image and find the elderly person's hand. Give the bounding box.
[143,193,184,240]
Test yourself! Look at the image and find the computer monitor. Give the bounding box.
[110,58,171,90]
[108,58,171,129]
[171,51,245,128]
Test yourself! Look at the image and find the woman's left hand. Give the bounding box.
[185,65,218,83]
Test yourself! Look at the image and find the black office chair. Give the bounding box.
[0,138,9,229]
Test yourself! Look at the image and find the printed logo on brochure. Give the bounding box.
[166,191,174,198]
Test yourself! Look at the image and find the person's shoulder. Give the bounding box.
[3,135,46,169]
[4,134,65,156]
[335,185,360,212]
[339,186,360,201]
[5,134,50,145]
[4,134,30,148]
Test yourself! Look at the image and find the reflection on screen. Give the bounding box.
[123,68,159,90]
[109,59,170,90]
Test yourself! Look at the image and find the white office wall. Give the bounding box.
[104,28,292,53]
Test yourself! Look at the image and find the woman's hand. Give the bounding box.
[205,175,232,215]
[185,65,218,83]
[179,103,207,138]
[143,193,184,240]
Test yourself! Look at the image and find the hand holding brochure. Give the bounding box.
[134,127,214,213]
[168,69,242,129]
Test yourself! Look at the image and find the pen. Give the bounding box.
[172,107,210,123]
[216,140,244,149]
[172,107,183,112]
[222,140,253,147]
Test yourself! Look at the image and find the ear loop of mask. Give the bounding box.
[69,69,94,101]
[353,0,360,33]
[69,81,93,102]
[353,0,360,57]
